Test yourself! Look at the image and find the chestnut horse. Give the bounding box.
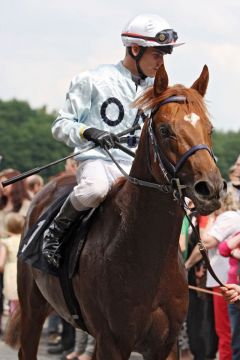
[5,64,225,360]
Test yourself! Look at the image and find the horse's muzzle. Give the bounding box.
[189,177,227,215]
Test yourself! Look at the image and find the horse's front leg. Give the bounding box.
[138,308,180,360]
[166,342,179,360]
[92,323,131,360]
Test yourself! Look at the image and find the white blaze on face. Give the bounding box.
[184,113,200,127]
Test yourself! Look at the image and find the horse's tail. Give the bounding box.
[4,304,21,349]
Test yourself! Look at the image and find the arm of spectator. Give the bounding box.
[185,244,202,270]
[179,233,186,255]
[218,240,232,257]
[84,334,96,357]
[220,284,240,304]
[0,243,7,272]
[185,231,218,270]
[225,232,240,250]
[202,233,218,249]
[219,233,240,258]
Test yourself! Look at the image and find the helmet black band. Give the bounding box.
[127,46,147,80]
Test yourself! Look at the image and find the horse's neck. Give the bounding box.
[115,129,183,256]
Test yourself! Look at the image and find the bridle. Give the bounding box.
[147,95,216,200]
[104,95,225,287]
[104,95,216,200]
[147,95,225,287]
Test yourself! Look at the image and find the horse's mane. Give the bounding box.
[134,84,209,118]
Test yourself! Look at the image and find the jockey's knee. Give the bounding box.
[72,179,109,209]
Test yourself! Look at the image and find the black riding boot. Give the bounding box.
[42,197,80,268]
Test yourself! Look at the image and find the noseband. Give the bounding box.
[147,95,216,199]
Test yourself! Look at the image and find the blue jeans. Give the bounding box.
[47,312,61,334]
[228,303,240,360]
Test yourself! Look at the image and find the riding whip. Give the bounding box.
[1,124,140,187]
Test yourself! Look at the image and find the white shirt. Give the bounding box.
[52,62,153,163]
[206,210,240,287]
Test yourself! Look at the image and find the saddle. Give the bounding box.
[18,193,97,277]
[18,193,98,331]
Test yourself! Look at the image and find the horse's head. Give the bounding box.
[135,64,226,215]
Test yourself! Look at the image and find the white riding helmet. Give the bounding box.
[121,14,184,48]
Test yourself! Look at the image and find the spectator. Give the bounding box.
[183,208,218,360]
[64,158,78,176]
[66,329,95,360]
[0,212,24,315]
[49,157,77,181]
[227,159,240,208]
[0,169,31,236]
[46,312,62,346]
[47,318,75,357]
[219,232,240,360]
[185,191,240,360]
[26,174,44,199]
[221,284,240,304]
[0,168,31,334]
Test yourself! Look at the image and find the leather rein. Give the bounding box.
[104,95,224,287]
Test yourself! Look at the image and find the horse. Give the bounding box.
[5,64,225,360]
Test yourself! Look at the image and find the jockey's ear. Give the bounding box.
[191,65,209,97]
[154,64,169,97]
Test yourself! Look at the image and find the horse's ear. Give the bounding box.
[154,64,169,97]
[191,65,209,97]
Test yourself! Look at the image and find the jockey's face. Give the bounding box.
[139,47,165,78]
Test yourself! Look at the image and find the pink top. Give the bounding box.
[218,232,240,284]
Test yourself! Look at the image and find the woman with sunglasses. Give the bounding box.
[42,14,184,268]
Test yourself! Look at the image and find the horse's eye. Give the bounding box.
[159,125,171,138]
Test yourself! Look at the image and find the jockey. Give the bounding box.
[42,14,184,268]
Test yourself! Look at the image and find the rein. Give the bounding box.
[104,94,225,288]
[184,209,224,287]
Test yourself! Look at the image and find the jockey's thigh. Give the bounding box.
[71,159,131,210]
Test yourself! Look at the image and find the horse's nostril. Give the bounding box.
[194,181,211,197]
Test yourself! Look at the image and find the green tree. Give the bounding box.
[0,99,69,179]
[213,130,240,179]
[0,99,239,181]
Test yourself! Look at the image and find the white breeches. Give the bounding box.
[69,159,131,210]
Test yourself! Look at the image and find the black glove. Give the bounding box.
[83,127,119,149]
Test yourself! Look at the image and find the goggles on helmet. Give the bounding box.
[122,29,178,46]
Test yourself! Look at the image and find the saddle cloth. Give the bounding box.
[18,193,97,278]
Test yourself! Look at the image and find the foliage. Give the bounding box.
[212,130,240,179]
[0,99,69,180]
[0,99,239,181]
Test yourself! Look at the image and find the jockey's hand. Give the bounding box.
[83,127,119,149]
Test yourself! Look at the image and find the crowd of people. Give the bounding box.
[0,161,96,359]
[179,154,240,360]
[0,155,239,359]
